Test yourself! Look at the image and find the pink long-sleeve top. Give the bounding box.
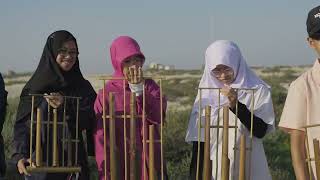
[93,36,167,180]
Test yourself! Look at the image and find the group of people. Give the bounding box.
[0,4,320,180]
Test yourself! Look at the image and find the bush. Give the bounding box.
[164,109,193,179]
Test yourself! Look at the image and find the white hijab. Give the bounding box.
[186,40,274,143]
[192,40,270,113]
[186,40,275,180]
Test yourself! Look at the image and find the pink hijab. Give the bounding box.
[110,36,145,77]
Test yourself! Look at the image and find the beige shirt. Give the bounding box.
[279,60,320,178]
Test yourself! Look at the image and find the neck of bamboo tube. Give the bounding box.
[130,92,137,180]
[149,125,155,180]
[313,139,320,179]
[52,109,58,166]
[221,106,230,180]
[203,105,212,180]
[238,135,246,180]
[36,108,42,167]
[109,92,117,180]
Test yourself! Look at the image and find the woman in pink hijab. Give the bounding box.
[94,36,167,180]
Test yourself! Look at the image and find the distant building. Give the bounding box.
[7,70,16,77]
[148,62,175,71]
[164,65,175,70]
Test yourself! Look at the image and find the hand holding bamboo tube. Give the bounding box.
[44,93,64,108]
[220,86,237,109]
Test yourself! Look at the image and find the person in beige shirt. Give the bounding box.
[279,5,320,180]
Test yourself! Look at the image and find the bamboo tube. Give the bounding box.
[215,89,221,180]
[123,80,128,180]
[159,79,164,180]
[109,92,117,180]
[305,128,312,180]
[149,125,155,180]
[203,106,212,180]
[248,90,255,180]
[36,108,42,167]
[102,80,107,180]
[62,98,66,166]
[67,127,72,166]
[239,135,246,180]
[221,106,229,180]
[75,99,79,165]
[52,109,58,166]
[142,84,147,180]
[46,103,50,166]
[233,90,239,180]
[313,139,320,179]
[196,89,202,180]
[30,96,35,166]
[130,92,137,180]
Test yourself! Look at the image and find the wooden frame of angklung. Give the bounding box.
[302,123,320,180]
[196,88,256,180]
[27,94,82,173]
[99,75,166,180]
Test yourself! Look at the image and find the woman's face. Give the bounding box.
[211,64,235,85]
[122,55,144,75]
[56,40,78,71]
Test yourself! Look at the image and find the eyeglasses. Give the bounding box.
[123,56,144,65]
[58,48,79,57]
[211,67,234,79]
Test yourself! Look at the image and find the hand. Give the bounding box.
[17,158,33,176]
[220,85,237,109]
[45,92,63,108]
[125,66,143,84]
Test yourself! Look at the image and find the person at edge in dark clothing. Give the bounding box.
[0,73,8,179]
[12,30,96,180]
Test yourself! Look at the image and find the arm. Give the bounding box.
[93,90,108,178]
[79,97,96,156]
[290,130,310,180]
[278,80,309,179]
[12,106,31,176]
[12,112,30,162]
[230,102,268,138]
[78,87,97,156]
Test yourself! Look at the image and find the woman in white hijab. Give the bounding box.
[185,40,275,180]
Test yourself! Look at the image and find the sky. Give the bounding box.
[1,1,320,75]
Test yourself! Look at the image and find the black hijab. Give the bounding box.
[16,30,95,122]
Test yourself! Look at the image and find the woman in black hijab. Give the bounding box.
[12,30,96,180]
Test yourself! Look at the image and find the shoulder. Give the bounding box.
[145,79,161,91]
[288,71,310,93]
[77,79,97,101]
[144,79,157,85]
[251,85,272,106]
[82,79,94,89]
